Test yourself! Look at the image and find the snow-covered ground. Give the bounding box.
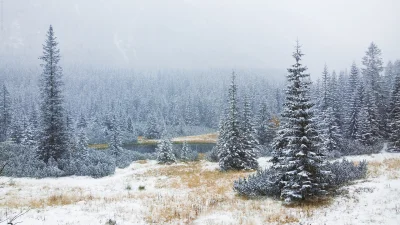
[1,152,400,225]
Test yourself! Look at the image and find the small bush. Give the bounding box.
[105,219,117,225]
[326,159,368,186]
[138,185,145,191]
[205,146,219,162]
[0,141,159,178]
[233,168,281,197]
[233,159,368,199]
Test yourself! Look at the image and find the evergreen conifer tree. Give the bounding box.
[218,72,258,170]
[361,42,385,138]
[37,25,68,163]
[240,95,259,168]
[109,115,123,157]
[388,74,400,149]
[180,141,190,161]
[0,84,12,142]
[156,138,176,164]
[272,42,331,202]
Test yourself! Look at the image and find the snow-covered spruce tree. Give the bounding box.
[76,128,89,158]
[180,141,190,161]
[320,64,330,111]
[156,138,176,164]
[145,113,162,139]
[0,84,12,142]
[319,107,343,156]
[66,114,77,153]
[37,25,68,163]
[346,62,361,139]
[385,61,395,97]
[10,114,23,144]
[22,120,37,146]
[347,82,364,140]
[329,71,344,134]
[127,117,134,133]
[255,102,276,147]
[272,42,331,202]
[240,95,259,168]
[109,115,123,157]
[388,74,400,150]
[218,72,258,170]
[361,42,386,138]
[77,113,87,129]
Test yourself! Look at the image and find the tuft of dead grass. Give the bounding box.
[1,193,96,209]
[367,158,400,179]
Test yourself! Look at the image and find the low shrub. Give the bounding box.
[233,159,368,199]
[205,146,219,162]
[0,143,157,178]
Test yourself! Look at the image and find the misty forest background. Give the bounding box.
[0,24,399,183]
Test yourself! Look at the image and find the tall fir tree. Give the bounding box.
[180,141,190,161]
[388,73,400,149]
[240,95,259,168]
[218,72,258,170]
[0,84,12,142]
[37,25,68,163]
[255,102,275,146]
[272,42,331,202]
[356,86,377,145]
[321,64,330,111]
[77,127,89,158]
[319,107,343,154]
[361,42,385,138]
[109,115,123,157]
[348,82,364,140]
[345,62,361,138]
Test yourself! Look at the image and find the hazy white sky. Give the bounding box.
[0,0,399,78]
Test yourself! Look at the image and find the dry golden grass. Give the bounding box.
[1,193,96,209]
[172,133,218,144]
[136,160,148,164]
[136,161,334,224]
[367,158,400,179]
[88,143,109,149]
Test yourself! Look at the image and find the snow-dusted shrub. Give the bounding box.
[205,146,219,162]
[326,159,368,186]
[0,143,116,178]
[233,159,368,198]
[233,168,281,197]
[59,149,116,178]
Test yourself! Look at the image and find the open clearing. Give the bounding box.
[1,153,400,225]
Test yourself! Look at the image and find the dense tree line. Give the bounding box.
[313,43,400,153]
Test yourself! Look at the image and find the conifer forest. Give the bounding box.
[0,1,399,224]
